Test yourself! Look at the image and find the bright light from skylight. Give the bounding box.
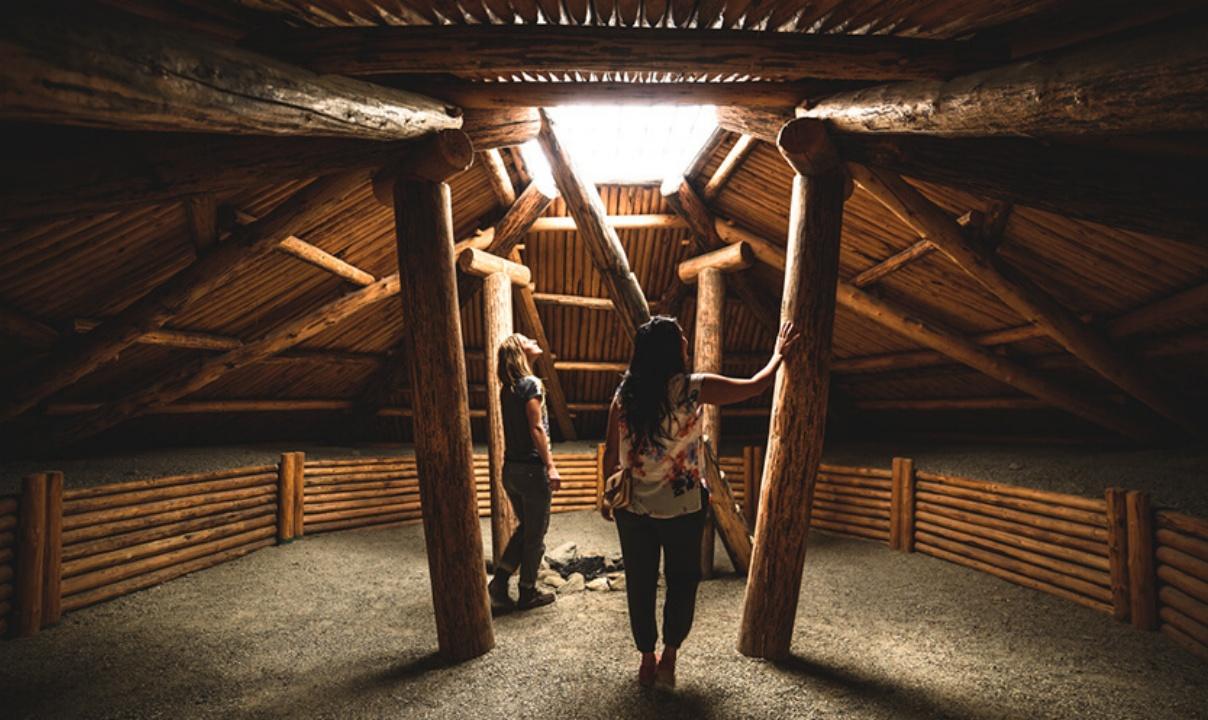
[520,105,717,185]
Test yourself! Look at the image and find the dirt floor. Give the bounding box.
[2,511,1206,720]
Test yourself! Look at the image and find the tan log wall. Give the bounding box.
[1,447,1205,666]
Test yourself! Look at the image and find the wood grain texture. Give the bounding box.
[483,271,518,564]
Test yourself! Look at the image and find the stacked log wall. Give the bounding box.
[1154,511,1208,661]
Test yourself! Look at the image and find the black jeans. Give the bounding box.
[495,461,551,589]
[614,501,708,653]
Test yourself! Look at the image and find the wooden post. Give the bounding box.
[1105,487,1129,622]
[743,446,764,529]
[1126,490,1156,631]
[277,453,298,543]
[484,271,518,565]
[42,471,62,627]
[15,474,48,637]
[697,267,722,580]
[596,442,606,512]
[891,457,915,552]
[385,132,494,661]
[292,452,305,539]
[739,119,845,660]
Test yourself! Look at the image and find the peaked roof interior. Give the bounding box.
[1,0,1206,453]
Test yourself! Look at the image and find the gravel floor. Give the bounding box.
[2,512,1205,720]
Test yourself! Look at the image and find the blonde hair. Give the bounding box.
[497,333,538,390]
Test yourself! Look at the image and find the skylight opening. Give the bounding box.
[519,105,718,186]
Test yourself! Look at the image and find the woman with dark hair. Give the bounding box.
[603,316,798,689]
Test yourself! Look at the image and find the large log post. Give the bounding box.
[386,133,494,661]
[483,271,519,564]
[739,120,846,659]
[2,170,367,422]
[0,8,461,138]
[696,267,723,579]
[849,163,1199,437]
[15,474,48,637]
[537,109,650,338]
[802,24,1208,137]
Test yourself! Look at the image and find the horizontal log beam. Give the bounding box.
[0,9,461,138]
[461,108,540,149]
[265,26,982,81]
[554,361,627,373]
[802,24,1208,137]
[530,214,688,233]
[388,80,818,108]
[456,248,532,286]
[531,293,614,311]
[716,107,1206,242]
[678,242,754,283]
[854,397,1049,411]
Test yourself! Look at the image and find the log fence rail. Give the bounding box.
[3,448,1205,664]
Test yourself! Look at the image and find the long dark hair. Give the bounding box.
[618,316,686,451]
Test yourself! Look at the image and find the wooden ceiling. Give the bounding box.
[1,1,1206,451]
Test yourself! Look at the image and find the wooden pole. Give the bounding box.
[537,109,650,338]
[388,140,494,661]
[596,442,606,512]
[697,267,722,580]
[1105,487,1129,622]
[678,243,755,283]
[42,471,63,627]
[484,271,518,565]
[15,474,48,637]
[456,181,557,309]
[457,249,532,286]
[277,453,299,543]
[481,149,516,207]
[739,120,846,660]
[703,135,756,202]
[890,457,916,552]
[1126,490,1157,631]
[291,452,305,539]
[0,8,462,138]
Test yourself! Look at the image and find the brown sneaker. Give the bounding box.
[517,585,555,610]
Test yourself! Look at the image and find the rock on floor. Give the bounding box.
[1,511,1206,720]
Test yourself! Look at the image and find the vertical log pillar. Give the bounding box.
[739,119,846,660]
[1126,490,1157,631]
[42,471,63,626]
[484,270,518,564]
[596,442,607,512]
[277,453,298,543]
[696,267,723,578]
[15,474,48,637]
[1105,487,1130,622]
[292,452,305,539]
[383,130,494,661]
[891,457,915,552]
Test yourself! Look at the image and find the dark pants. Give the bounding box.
[495,461,551,589]
[615,502,708,653]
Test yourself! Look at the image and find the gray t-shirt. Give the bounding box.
[501,375,548,464]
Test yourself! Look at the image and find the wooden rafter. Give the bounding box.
[537,109,650,338]
[717,106,1205,243]
[387,79,820,108]
[703,135,756,202]
[263,25,982,81]
[802,24,1208,137]
[0,8,461,139]
[849,209,998,288]
[1,171,369,422]
[52,275,403,446]
[851,163,1200,436]
[234,210,377,287]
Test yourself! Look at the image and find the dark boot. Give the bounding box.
[488,576,514,608]
[517,585,555,610]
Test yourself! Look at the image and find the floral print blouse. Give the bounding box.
[618,373,705,518]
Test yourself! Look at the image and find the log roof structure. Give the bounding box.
[2,0,1207,455]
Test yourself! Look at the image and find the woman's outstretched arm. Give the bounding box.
[698,322,800,407]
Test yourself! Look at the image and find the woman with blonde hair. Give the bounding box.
[488,333,562,610]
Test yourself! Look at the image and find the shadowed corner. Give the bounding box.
[770,654,998,720]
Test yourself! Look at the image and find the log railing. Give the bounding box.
[2,448,1205,665]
